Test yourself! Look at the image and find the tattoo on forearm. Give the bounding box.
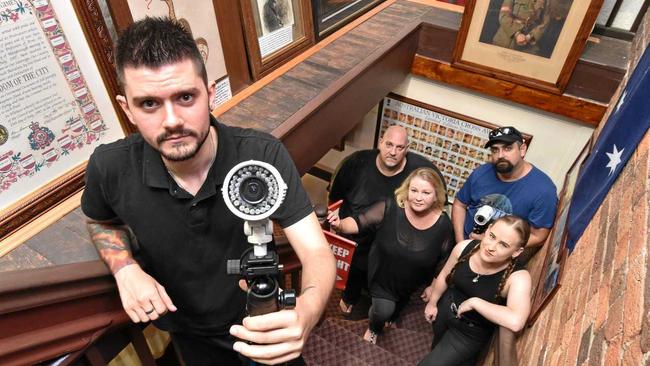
[301,285,316,295]
[87,222,136,274]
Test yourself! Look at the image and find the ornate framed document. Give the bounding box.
[0,0,129,246]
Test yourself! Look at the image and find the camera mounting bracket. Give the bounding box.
[244,219,273,256]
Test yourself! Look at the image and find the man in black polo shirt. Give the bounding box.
[329,125,445,316]
[81,18,335,366]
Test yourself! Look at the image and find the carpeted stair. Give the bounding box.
[302,289,434,365]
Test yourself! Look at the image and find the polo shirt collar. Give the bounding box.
[141,115,237,192]
[142,139,169,189]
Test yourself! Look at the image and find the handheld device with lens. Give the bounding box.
[222,160,296,316]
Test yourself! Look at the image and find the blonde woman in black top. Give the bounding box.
[329,168,454,344]
[419,216,531,366]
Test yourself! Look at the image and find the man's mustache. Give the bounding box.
[156,129,196,144]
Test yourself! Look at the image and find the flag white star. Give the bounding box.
[605,144,625,176]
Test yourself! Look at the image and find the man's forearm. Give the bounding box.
[299,245,336,317]
[87,221,136,274]
[283,214,336,324]
[451,201,467,243]
[527,227,550,248]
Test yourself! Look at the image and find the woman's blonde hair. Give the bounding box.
[394,168,446,211]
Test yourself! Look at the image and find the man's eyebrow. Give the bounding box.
[130,87,201,104]
[131,95,156,105]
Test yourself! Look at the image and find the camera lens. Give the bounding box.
[475,215,487,225]
[222,160,288,220]
[239,176,268,205]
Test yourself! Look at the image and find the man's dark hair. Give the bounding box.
[115,17,207,88]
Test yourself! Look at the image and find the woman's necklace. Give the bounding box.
[469,255,483,283]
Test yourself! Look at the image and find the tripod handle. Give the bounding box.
[247,276,296,316]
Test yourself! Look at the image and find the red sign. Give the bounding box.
[324,231,357,290]
[323,200,357,290]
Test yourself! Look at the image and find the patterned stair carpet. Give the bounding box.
[303,290,433,365]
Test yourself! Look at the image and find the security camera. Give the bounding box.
[474,205,496,227]
[222,160,287,222]
[472,205,506,234]
[222,160,295,316]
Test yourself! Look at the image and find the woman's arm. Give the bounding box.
[425,241,468,303]
[423,240,471,320]
[422,223,456,302]
[327,199,387,235]
[327,212,359,234]
[457,270,531,332]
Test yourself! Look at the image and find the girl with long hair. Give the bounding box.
[328,168,454,344]
[419,215,532,365]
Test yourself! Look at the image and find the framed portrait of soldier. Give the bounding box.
[376,93,533,201]
[453,0,604,93]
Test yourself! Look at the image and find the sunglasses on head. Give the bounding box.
[489,127,521,138]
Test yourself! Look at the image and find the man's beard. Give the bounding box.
[156,128,210,162]
[495,159,514,174]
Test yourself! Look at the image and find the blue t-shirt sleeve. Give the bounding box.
[455,167,478,205]
[527,187,558,229]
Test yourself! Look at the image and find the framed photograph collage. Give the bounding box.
[376,93,532,200]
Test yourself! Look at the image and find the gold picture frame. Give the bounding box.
[453,0,604,94]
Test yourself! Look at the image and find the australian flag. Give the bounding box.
[566,48,650,252]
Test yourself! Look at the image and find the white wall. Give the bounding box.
[318,75,595,191]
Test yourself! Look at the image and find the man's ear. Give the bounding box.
[519,142,528,157]
[116,95,135,126]
[207,80,217,110]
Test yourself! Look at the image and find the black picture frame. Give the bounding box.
[312,0,385,40]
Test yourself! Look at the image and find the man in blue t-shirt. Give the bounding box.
[452,125,557,366]
[452,126,557,250]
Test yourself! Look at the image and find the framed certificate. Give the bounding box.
[0,0,129,249]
